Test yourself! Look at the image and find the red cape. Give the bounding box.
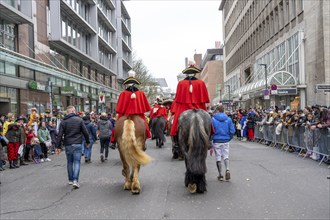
[170,79,210,136]
[154,105,168,118]
[174,79,209,104]
[116,90,151,116]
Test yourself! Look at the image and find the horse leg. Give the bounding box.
[186,170,197,194]
[131,164,141,194]
[196,174,207,193]
[119,148,131,190]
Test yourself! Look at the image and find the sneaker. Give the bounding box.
[100,155,104,162]
[110,143,116,150]
[45,158,51,162]
[218,175,224,181]
[40,159,44,163]
[68,181,73,185]
[51,151,55,155]
[72,180,80,189]
[225,170,231,181]
[104,158,108,161]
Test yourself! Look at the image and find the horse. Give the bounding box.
[151,116,167,148]
[178,109,212,194]
[114,115,151,194]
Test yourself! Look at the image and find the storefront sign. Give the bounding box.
[277,88,297,95]
[74,90,88,98]
[60,86,75,95]
[316,84,330,93]
[28,81,46,91]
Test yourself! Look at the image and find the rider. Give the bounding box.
[110,70,151,148]
[170,59,210,158]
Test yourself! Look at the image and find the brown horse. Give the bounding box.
[114,115,151,194]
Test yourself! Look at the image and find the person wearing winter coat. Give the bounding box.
[38,121,52,162]
[97,112,113,162]
[47,121,57,155]
[5,123,20,169]
[211,105,235,182]
[83,115,97,163]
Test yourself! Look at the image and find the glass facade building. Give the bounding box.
[0,0,133,116]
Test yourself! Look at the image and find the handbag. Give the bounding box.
[45,140,52,148]
[18,144,24,156]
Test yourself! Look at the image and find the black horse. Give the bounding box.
[178,109,212,193]
[151,116,167,148]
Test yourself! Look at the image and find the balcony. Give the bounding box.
[49,39,116,76]
[60,0,96,34]
[0,2,32,24]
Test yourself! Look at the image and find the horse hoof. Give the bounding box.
[188,184,197,193]
[131,189,140,194]
[124,182,131,190]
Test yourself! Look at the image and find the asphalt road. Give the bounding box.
[0,137,329,219]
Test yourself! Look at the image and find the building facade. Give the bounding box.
[199,48,224,106]
[219,0,330,109]
[0,0,133,116]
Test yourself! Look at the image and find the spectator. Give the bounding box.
[0,135,6,171]
[83,115,97,163]
[47,121,57,155]
[97,112,113,162]
[16,117,28,166]
[38,121,51,162]
[3,113,14,135]
[5,123,20,169]
[56,106,90,189]
[211,105,235,181]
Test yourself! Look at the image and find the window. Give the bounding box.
[290,0,296,20]
[0,21,16,51]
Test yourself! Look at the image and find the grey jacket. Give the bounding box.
[97,116,113,139]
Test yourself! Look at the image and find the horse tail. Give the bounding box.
[187,110,209,175]
[122,118,151,166]
[155,117,166,142]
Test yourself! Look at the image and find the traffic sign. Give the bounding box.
[271,84,278,94]
[264,89,270,96]
[264,95,270,100]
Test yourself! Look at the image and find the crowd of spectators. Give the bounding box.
[0,110,116,171]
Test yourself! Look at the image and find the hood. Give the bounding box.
[100,116,108,121]
[84,120,91,125]
[64,113,77,120]
[99,118,108,125]
[214,112,229,122]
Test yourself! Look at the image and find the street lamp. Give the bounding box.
[259,64,268,108]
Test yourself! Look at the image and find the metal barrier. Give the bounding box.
[253,123,330,165]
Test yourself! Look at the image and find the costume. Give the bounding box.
[170,63,210,137]
[110,70,151,143]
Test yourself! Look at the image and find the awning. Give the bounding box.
[232,71,297,97]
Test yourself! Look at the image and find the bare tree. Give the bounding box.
[132,56,159,102]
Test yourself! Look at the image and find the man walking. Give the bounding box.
[211,105,235,181]
[56,106,90,189]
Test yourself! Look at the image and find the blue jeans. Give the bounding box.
[84,139,94,160]
[65,144,82,182]
[33,144,42,158]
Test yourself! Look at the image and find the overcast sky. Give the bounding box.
[125,0,223,91]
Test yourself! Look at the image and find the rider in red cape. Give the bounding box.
[170,59,210,138]
[110,70,151,146]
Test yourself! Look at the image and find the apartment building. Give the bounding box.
[199,48,224,106]
[0,0,132,116]
[219,0,330,109]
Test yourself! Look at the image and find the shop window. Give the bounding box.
[35,71,48,83]
[5,62,17,76]
[19,67,34,80]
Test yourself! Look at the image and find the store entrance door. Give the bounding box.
[0,98,10,115]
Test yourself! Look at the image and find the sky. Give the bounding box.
[125,0,223,92]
